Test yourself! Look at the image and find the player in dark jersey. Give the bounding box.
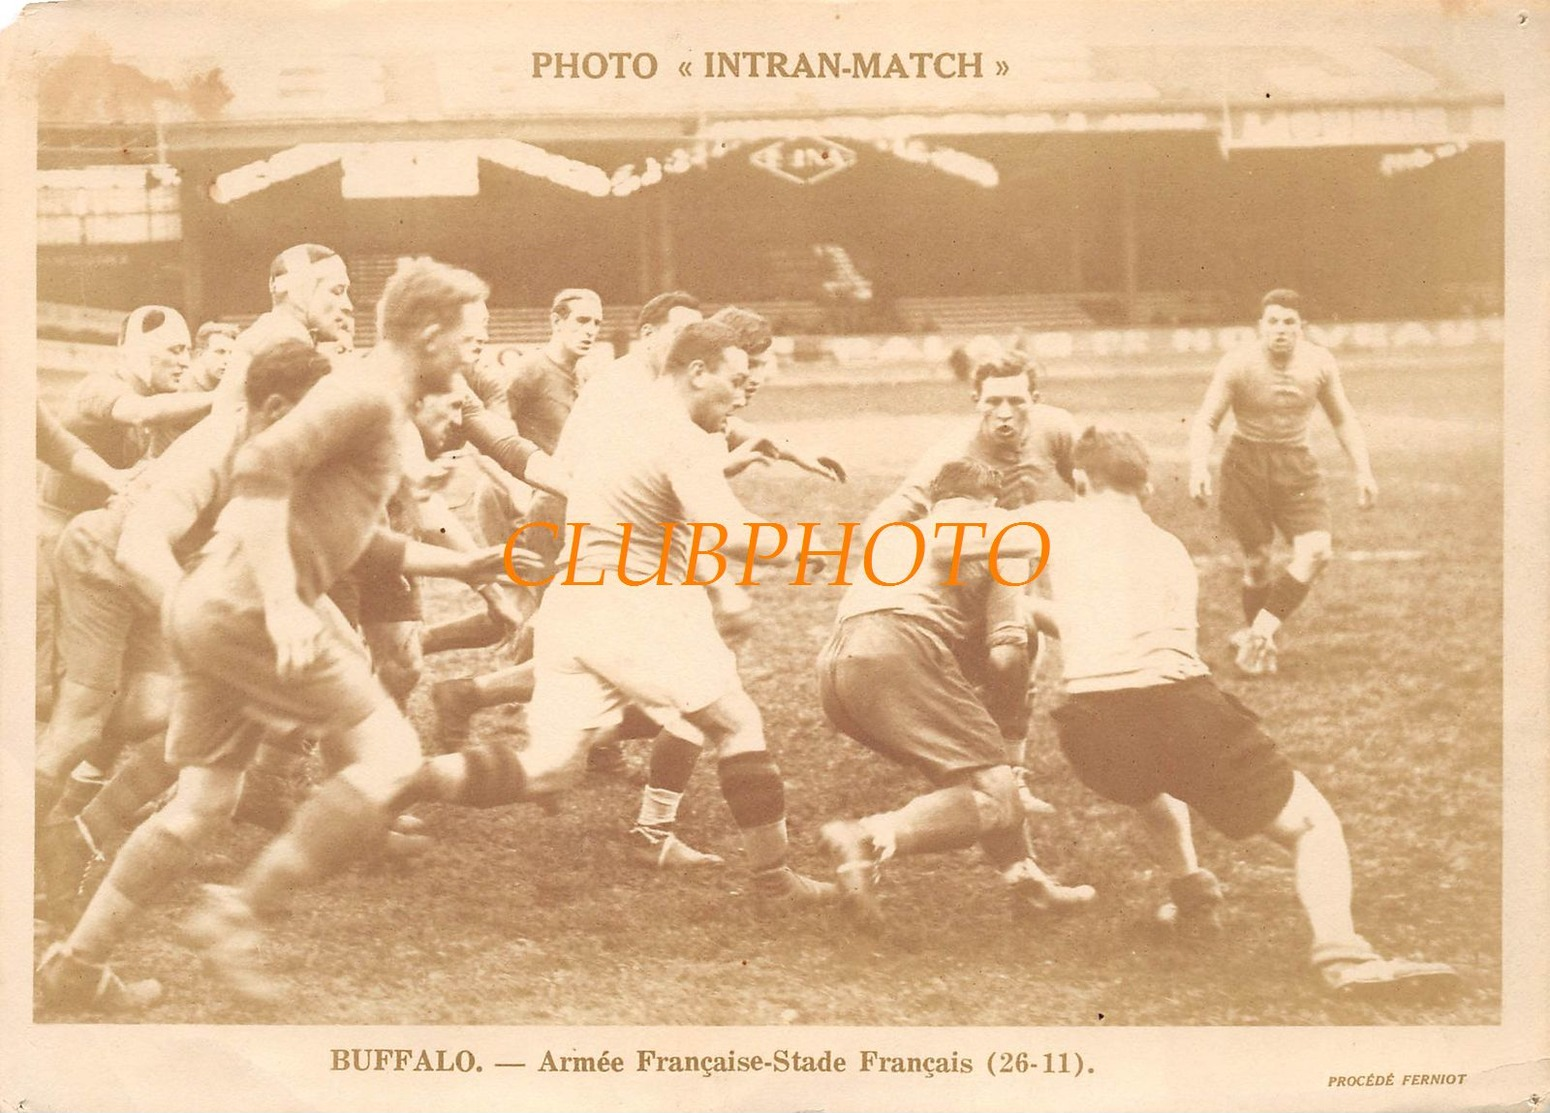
[215,243,355,415]
[818,459,1095,926]
[183,322,240,393]
[37,260,500,1011]
[1188,289,1378,676]
[37,306,215,782]
[865,340,1077,816]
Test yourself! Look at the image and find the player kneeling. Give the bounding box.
[816,459,1094,926]
[1037,426,1459,998]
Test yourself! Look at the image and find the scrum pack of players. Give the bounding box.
[32,247,1457,1012]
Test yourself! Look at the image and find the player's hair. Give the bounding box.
[193,321,239,353]
[638,291,701,333]
[551,288,601,320]
[377,257,490,346]
[1072,426,1150,494]
[662,319,743,379]
[243,338,331,409]
[928,459,1001,505]
[1260,288,1302,315]
[972,346,1041,397]
[710,306,773,356]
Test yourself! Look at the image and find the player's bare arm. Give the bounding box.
[1318,362,1379,509]
[725,416,846,482]
[1188,353,1236,501]
[399,537,509,582]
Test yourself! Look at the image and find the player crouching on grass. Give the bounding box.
[817,459,1096,927]
[1036,425,1458,998]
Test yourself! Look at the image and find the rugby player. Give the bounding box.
[409,319,839,904]
[37,259,498,1010]
[36,340,334,927]
[1188,289,1378,676]
[37,306,212,776]
[182,322,240,392]
[215,243,355,413]
[1037,426,1456,997]
[866,339,1074,532]
[817,458,1096,925]
[863,338,1076,813]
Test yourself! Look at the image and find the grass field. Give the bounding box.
[37,350,1503,1027]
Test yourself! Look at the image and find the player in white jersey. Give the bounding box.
[1036,426,1457,998]
[817,459,1095,925]
[409,319,839,904]
[1188,289,1378,675]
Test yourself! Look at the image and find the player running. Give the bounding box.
[37,259,501,1011]
[409,319,840,904]
[37,306,213,777]
[817,459,1096,925]
[1188,289,1378,676]
[1037,426,1456,998]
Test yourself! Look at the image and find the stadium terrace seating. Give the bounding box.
[895,290,1231,333]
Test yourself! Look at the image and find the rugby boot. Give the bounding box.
[752,865,840,906]
[627,825,724,869]
[1153,868,1225,944]
[37,942,162,1013]
[818,819,883,926]
[182,884,283,1005]
[1313,939,1463,1000]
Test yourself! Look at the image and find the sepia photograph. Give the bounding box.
[2,0,1546,1109]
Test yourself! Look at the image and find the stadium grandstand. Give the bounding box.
[35,8,1502,396]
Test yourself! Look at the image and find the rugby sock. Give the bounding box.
[636,729,704,830]
[36,769,68,836]
[1286,794,1358,950]
[1241,583,1271,625]
[1257,571,1313,630]
[977,822,1028,871]
[67,818,196,963]
[718,752,789,871]
[867,785,983,858]
[471,661,535,706]
[420,611,502,655]
[79,738,175,856]
[238,776,391,919]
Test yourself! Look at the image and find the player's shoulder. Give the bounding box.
[1300,339,1339,371]
[1218,342,1258,374]
[309,359,399,420]
[1030,402,1078,435]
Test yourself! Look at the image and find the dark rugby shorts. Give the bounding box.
[1219,436,1332,550]
[818,611,1010,784]
[1052,675,1295,839]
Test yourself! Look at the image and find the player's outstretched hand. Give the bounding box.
[479,581,527,633]
[1356,472,1379,510]
[460,545,513,583]
[815,456,848,483]
[264,598,323,680]
[1188,467,1212,504]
